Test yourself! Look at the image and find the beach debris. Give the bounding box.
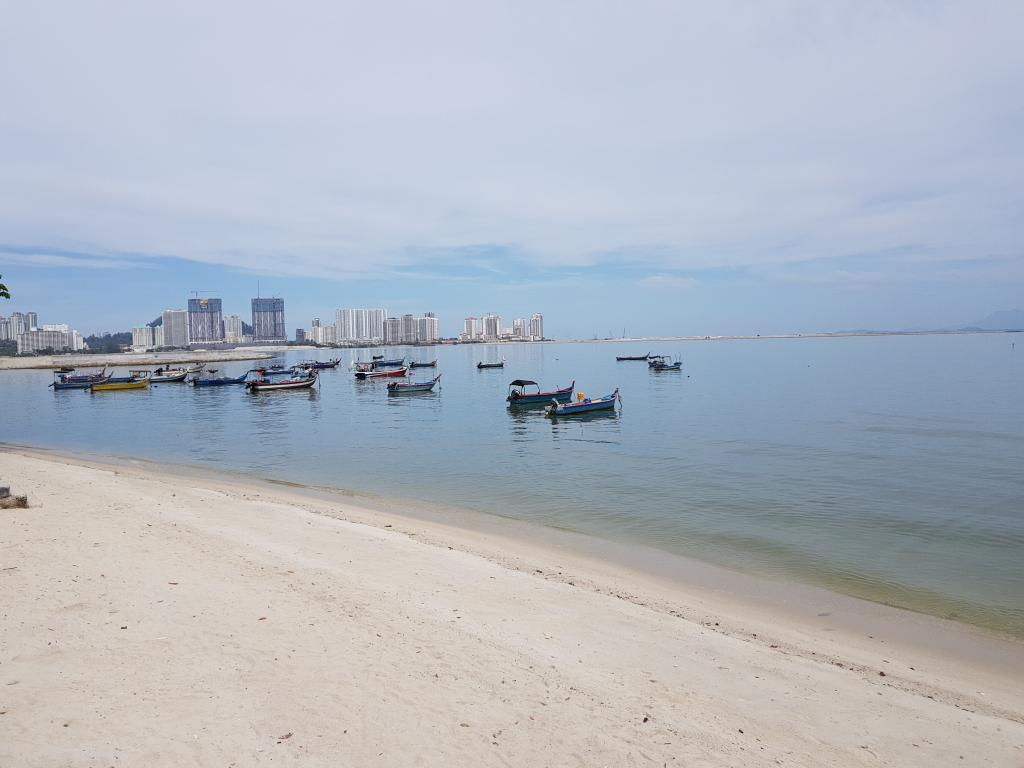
[0,488,28,509]
[277,732,293,741]
[459,722,470,728]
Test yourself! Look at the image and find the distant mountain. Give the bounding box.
[965,310,1024,331]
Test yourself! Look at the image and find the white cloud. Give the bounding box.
[0,1,1022,279]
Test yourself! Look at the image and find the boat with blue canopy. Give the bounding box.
[507,379,575,406]
[545,389,621,417]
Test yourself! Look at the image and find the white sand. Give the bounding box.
[1,449,1021,766]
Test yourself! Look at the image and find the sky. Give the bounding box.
[1,1,1022,338]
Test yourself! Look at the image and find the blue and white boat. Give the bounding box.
[192,371,249,387]
[545,389,620,417]
[387,373,441,394]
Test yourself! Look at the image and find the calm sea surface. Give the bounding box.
[2,334,1022,636]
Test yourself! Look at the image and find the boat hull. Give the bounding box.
[388,375,440,393]
[91,379,151,392]
[51,379,97,390]
[545,390,619,417]
[409,361,437,368]
[356,367,408,380]
[150,371,188,383]
[508,383,575,406]
[477,363,504,369]
[192,375,248,387]
[247,375,317,392]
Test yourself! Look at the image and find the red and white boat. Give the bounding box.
[355,366,408,380]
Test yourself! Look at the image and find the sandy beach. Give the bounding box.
[1,448,1021,766]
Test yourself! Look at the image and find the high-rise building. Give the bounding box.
[384,316,401,344]
[251,297,286,342]
[529,313,544,340]
[483,314,501,339]
[400,314,417,344]
[512,318,526,338]
[295,328,306,343]
[161,309,189,347]
[25,312,38,331]
[187,298,224,343]
[154,325,165,347]
[9,312,26,339]
[335,308,387,342]
[0,315,10,341]
[224,314,244,343]
[416,313,439,343]
[132,327,155,349]
[462,317,479,340]
[17,328,71,354]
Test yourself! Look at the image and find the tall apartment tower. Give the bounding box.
[161,309,190,347]
[187,298,224,343]
[251,297,286,342]
[529,313,544,340]
[25,311,38,331]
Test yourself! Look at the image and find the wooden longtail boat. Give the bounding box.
[355,366,408,380]
[91,376,151,392]
[388,374,441,394]
[50,368,109,390]
[648,355,682,371]
[373,358,405,368]
[247,370,318,392]
[616,352,650,361]
[507,379,575,406]
[545,389,621,417]
[298,358,341,370]
[477,361,505,369]
[409,360,437,368]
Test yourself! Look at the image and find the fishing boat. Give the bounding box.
[507,379,575,406]
[409,360,437,368]
[150,367,189,383]
[616,352,650,361]
[387,374,441,394]
[58,365,76,373]
[648,355,682,371]
[298,358,341,370]
[252,366,299,378]
[477,360,505,369]
[545,389,620,417]
[191,370,250,386]
[371,355,384,361]
[355,366,408,380]
[352,361,375,372]
[92,373,151,392]
[247,370,318,392]
[184,364,205,374]
[49,368,109,390]
[373,358,405,368]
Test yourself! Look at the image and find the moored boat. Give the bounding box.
[247,370,318,392]
[50,368,109,390]
[507,379,575,406]
[616,352,650,361]
[477,360,505,369]
[191,371,249,386]
[298,358,341,370]
[355,366,408,380]
[387,374,441,394]
[91,374,151,392]
[545,389,620,417]
[184,364,205,374]
[150,367,189,383]
[373,358,405,368]
[409,360,437,368]
[648,355,682,371]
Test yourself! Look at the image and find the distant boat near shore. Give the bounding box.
[616,352,650,361]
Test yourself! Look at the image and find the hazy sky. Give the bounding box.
[2,1,1022,337]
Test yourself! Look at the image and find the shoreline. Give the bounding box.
[0,349,274,371]
[2,446,1021,765]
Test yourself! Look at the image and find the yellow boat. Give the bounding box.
[90,378,151,392]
